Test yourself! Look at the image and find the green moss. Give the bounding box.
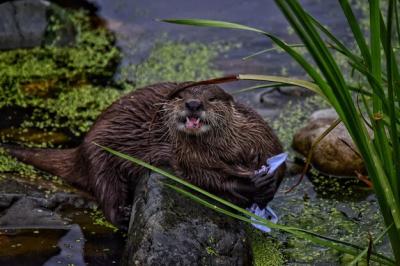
[250,228,284,266]
[0,7,121,142]
[21,85,122,137]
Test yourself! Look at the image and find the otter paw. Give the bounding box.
[251,166,275,188]
[253,186,275,207]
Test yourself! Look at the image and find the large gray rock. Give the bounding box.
[0,0,76,50]
[123,171,252,266]
[0,0,49,50]
[292,108,366,176]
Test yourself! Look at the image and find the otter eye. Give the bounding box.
[208,97,218,102]
[175,95,183,100]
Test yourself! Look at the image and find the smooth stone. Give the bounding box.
[292,108,365,176]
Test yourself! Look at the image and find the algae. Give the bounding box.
[249,228,284,266]
[120,41,222,87]
[274,196,387,264]
[271,94,329,150]
[0,7,121,141]
[90,208,118,233]
[0,148,37,177]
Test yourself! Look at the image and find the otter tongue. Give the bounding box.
[186,117,201,129]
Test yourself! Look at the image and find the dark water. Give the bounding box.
[0,207,125,266]
[91,0,351,73]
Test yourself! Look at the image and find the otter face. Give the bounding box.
[166,85,233,136]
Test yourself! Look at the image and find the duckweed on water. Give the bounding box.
[0,148,37,176]
[90,208,118,233]
[120,41,222,87]
[271,94,329,150]
[250,228,284,266]
[20,85,122,137]
[272,193,388,264]
[0,8,120,140]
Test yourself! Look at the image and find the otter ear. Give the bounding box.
[214,87,234,102]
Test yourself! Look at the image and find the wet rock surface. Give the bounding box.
[0,0,48,50]
[123,171,252,266]
[292,108,365,176]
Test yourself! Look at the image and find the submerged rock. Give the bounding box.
[292,108,365,176]
[123,171,252,266]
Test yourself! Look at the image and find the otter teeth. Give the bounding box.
[185,117,201,129]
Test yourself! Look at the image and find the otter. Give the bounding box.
[4,81,285,227]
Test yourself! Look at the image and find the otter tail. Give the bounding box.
[2,144,77,180]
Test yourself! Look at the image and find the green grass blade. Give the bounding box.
[243,44,303,60]
[369,0,395,199]
[231,83,285,94]
[306,12,364,66]
[162,19,265,34]
[384,0,400,199]
[237,74,324,96]
[339,0,371,66]
[163,183,259,225]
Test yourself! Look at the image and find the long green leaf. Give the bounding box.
[237,74,324,96]
[339,0,371,67]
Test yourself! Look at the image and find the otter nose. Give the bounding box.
[185,100,203,111]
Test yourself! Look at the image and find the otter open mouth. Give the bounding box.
[185,116,202,129]
[176,114,209,134]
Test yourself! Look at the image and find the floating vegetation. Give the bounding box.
[271,95,329,150]
[90,208,119,232]
[250,228,284,266]
[119,41,223,87]
[0,7,121,142]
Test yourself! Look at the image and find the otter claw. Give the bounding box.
[252,152,288,188]
[254,165,270,176]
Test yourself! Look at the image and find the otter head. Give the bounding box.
[164,85,234,136]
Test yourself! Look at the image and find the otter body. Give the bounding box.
[6,82,284,226]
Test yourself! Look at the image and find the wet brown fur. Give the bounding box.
[5,82,284,226]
